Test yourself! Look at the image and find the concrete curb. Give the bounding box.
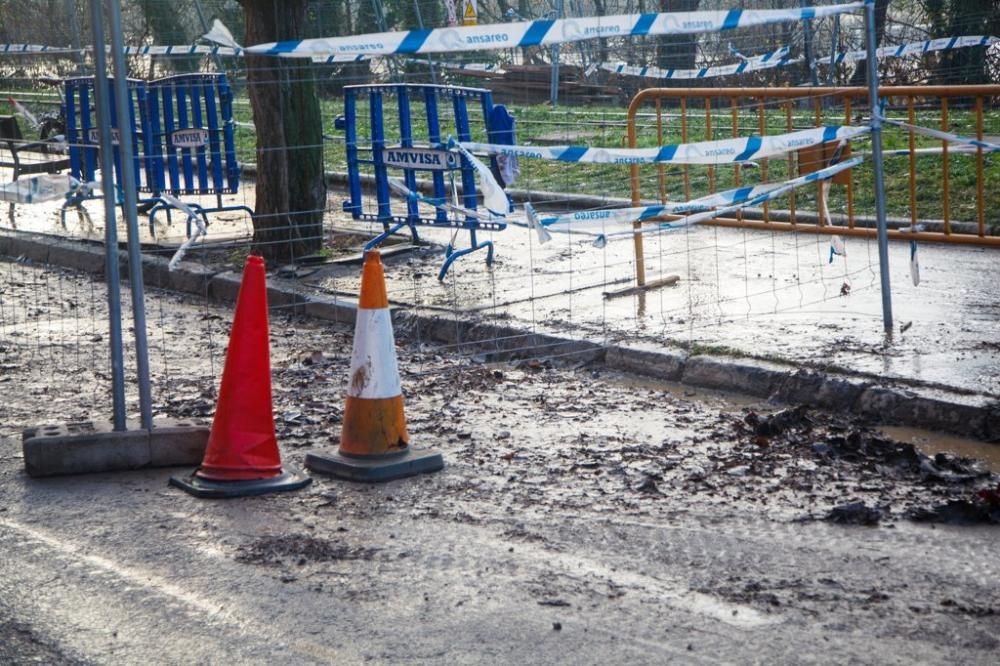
[3,229,998,443]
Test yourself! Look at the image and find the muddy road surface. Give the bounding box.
[1,259,998,664]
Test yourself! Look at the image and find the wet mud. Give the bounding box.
[2,260,999,664]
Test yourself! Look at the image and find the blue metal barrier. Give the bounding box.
[63,76,156,222]
[339,83,516,280]
[63,74,252,236]
[144,73,252,235]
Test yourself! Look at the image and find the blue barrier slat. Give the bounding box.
[396,87,420,226]
[64,80,81,180]
[203,78,225,193]
[423,87,448,224]
[106,79,124,192]
[370,90,392,222]
[344,90,362,218]
[80,83,97,182]
[130,85,149,192]
[188,80,210,193]
[203,79,226,192]
[175,84,195,192]
[218,76,240,193]
[145,84,165,194]
[160,84,181,193]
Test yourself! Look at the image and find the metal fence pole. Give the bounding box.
[87,0,127,430]
[864,0,893,333]
[800,0,819,86]
[549,0,564,107]
[106,0,154,428]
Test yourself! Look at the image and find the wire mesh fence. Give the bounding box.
[1,0,1000,434]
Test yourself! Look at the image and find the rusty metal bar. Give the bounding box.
[976,96,985,237]
[941,98,950,234]
[732,98,741,221]
[628,85,1000,105]
[694,218,1000,246]
[622,84,1000,287]
[758,98,769,222]
[656,97,667,205]
[785,101,796,225]
[705,97,714,193]
[844,96,855,228]
[814,96,826,225]
[625,86,999,232]
[680,97,690,200]
[907,97,917,227]
[627,97,645,287]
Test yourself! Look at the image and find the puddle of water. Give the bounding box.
[601,369,763,412]
[880,425,1000,472]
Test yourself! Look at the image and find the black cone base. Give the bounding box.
[169,466,312,499]
[305,447,443,482]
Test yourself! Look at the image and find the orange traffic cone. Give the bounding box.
[306,250,443,481]
[170,255,311,498]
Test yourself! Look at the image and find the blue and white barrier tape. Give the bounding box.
[460,125,869,166]
[0,43,244,57]
[592,156,864,245]
[311,54,375,63]
[164,194,209,271]
[4,31,991,71]
[529,156,858,242]
[880,118,1000,153]
[529,173,831,235]
[830,35,998,65]
[0,42,356,61]
[404,58,506,73]
[387,178,493,221]
[122,44,243,56]
[227,2,863,58]
[447,137,511,214]
[0,44,83,55]
[597,45,797,80]
[386,156,861,248]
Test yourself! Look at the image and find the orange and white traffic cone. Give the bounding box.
[306,250,443,482]
[170,255,311,498]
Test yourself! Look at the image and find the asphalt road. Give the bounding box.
[1,457,998,665]
[1,260,998,665]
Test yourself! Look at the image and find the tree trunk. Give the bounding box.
[240,0,326,264]
[656,0,700,82]
[140,0,198,74]
[848,0,889,86]
[939,0,1000,84]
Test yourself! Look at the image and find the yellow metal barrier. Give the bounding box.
[626,86,1000,287]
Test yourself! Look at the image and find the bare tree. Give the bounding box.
[656,0,700,79]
